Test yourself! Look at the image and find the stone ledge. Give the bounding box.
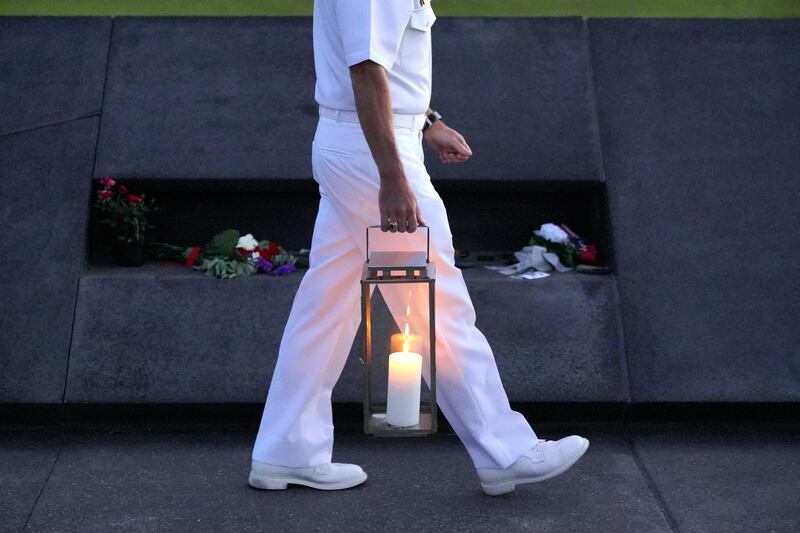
[65,262,626,403]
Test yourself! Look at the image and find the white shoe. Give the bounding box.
[476,435,590,496]
[249,459,368,491]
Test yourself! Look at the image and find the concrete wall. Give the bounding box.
[589,19,800,401]
[1,16,797,404]
[1,18,110,401]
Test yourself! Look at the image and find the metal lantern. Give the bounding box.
[360,225,437,436]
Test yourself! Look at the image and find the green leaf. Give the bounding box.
[204,229,241,258]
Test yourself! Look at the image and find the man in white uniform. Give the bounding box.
[249,0,589,496]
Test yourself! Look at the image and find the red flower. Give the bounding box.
[126,194,142,204]
[98,190,113,199]
[578,244,598,264]
[185,246,202,268]
[100,177,116,187]
[118,184,129,194]
[258,241,281,261]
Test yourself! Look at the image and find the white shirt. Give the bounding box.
[313,0,437,114]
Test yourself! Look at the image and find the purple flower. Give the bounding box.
[270,263,297,276]
[256,257,273,272]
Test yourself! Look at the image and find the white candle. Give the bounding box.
[386,350,422,427]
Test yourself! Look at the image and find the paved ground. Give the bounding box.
[2,421,798,532]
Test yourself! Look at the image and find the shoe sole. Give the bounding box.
[480,437,590,496]
[248,470,368,491]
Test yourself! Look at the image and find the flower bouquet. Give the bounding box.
[529,223,598,268]
[93,177,159,266]
[147,229,298,280]
[485,222,603,279]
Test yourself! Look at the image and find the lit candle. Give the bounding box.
[390,332,423,355]
[390,303,425,354]
[386,322,422,427]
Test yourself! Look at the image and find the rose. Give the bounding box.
[534,223,569,244]
[258,241,281,261]
[118,184,129,194]
[237,233,259,251]
[100,177,116,187]
[98,190,113,200]
[578,244,597,264]
[185,246,202,268]
[126,194,142,204]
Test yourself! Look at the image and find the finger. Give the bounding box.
[416,205,426,227]
[399,208,411,233]
[381,209,389,232]
[457,134,472,154]
[407,209,418,233]
[454,136,472,155]
[453,141,471,156]
[398,211,409,233]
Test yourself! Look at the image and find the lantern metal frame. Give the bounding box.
[360,224,437,436]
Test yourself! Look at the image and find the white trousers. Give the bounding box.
[251,115,538,470]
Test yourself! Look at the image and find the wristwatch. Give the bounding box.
[422,110,442,132]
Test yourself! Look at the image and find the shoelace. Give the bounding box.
[523,439,548,460]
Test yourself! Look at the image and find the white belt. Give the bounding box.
[318,104,427,130]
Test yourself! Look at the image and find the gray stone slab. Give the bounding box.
[589,19,800,401]
[427,17,601,182]
[23,423,672,532]
[473,269,627,402]
[0,17,110,135]
[0,117,99,402]
[94,17,318,180]
[66,263,624,403]
[0,426,62,531]
[631,422,800,533]
[65,262,300,403]
[94,16,600,183]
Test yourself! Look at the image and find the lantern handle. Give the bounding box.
[365,224,430,263]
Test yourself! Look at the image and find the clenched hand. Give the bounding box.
[423,121,472,164]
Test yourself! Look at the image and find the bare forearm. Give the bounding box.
[349,61,405,184]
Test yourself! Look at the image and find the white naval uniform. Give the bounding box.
[251,0,539,470]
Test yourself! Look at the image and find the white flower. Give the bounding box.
[534,223,569,244]
[237,233,259,251]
